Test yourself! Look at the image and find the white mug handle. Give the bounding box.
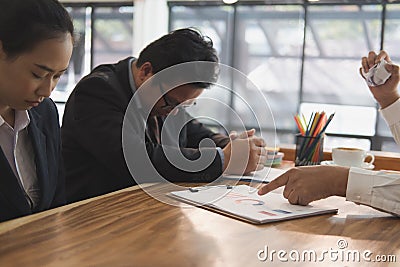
[364,153,375,164]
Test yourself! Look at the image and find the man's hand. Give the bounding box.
[222,130,267,175]
[258,165,350,205]
[229,129,255,140]
[360,50,400,109]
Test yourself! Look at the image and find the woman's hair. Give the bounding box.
[0,0,74,58]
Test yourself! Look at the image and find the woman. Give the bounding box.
[0,0,74,222]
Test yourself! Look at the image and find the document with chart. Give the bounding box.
[168,185,337,224]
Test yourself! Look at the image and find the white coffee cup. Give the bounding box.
[331,147,375,168]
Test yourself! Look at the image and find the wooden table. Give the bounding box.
[0,180,399,267]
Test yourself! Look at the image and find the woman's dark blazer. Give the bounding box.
[0,98,65,222]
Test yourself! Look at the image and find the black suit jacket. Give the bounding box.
[0,98,65,222]
[62,57,230,203]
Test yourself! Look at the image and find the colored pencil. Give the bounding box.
[294,112,335,166]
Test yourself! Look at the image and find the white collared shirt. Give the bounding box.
[346,99,400,216]
[347,168,400,215]
[0,110,39,210]
[381,98,400,145]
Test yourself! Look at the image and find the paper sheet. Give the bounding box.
[223,167,287,183]
[169,185,337,224]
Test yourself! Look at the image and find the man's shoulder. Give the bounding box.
[81,57,133,84]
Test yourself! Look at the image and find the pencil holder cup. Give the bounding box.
[295,133,324,166]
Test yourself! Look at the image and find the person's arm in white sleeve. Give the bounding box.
[346,167,400,216]
[380,98,400,145]
[361,50,400,144]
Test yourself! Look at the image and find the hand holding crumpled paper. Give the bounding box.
[361,59,392,87]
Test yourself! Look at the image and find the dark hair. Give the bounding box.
[137,28,219,88]
[0,0,74,58]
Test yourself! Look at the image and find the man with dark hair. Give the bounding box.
[62,28,267,203]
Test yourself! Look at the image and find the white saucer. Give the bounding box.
[320,160,375,170]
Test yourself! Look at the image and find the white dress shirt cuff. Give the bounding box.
[346,167,400,215]
[380,98,400,127]
[346,167,375,205]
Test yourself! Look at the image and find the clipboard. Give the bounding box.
[168,185,337,225]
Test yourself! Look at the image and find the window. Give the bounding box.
[169,1,400,151]
[53,2,134,119]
